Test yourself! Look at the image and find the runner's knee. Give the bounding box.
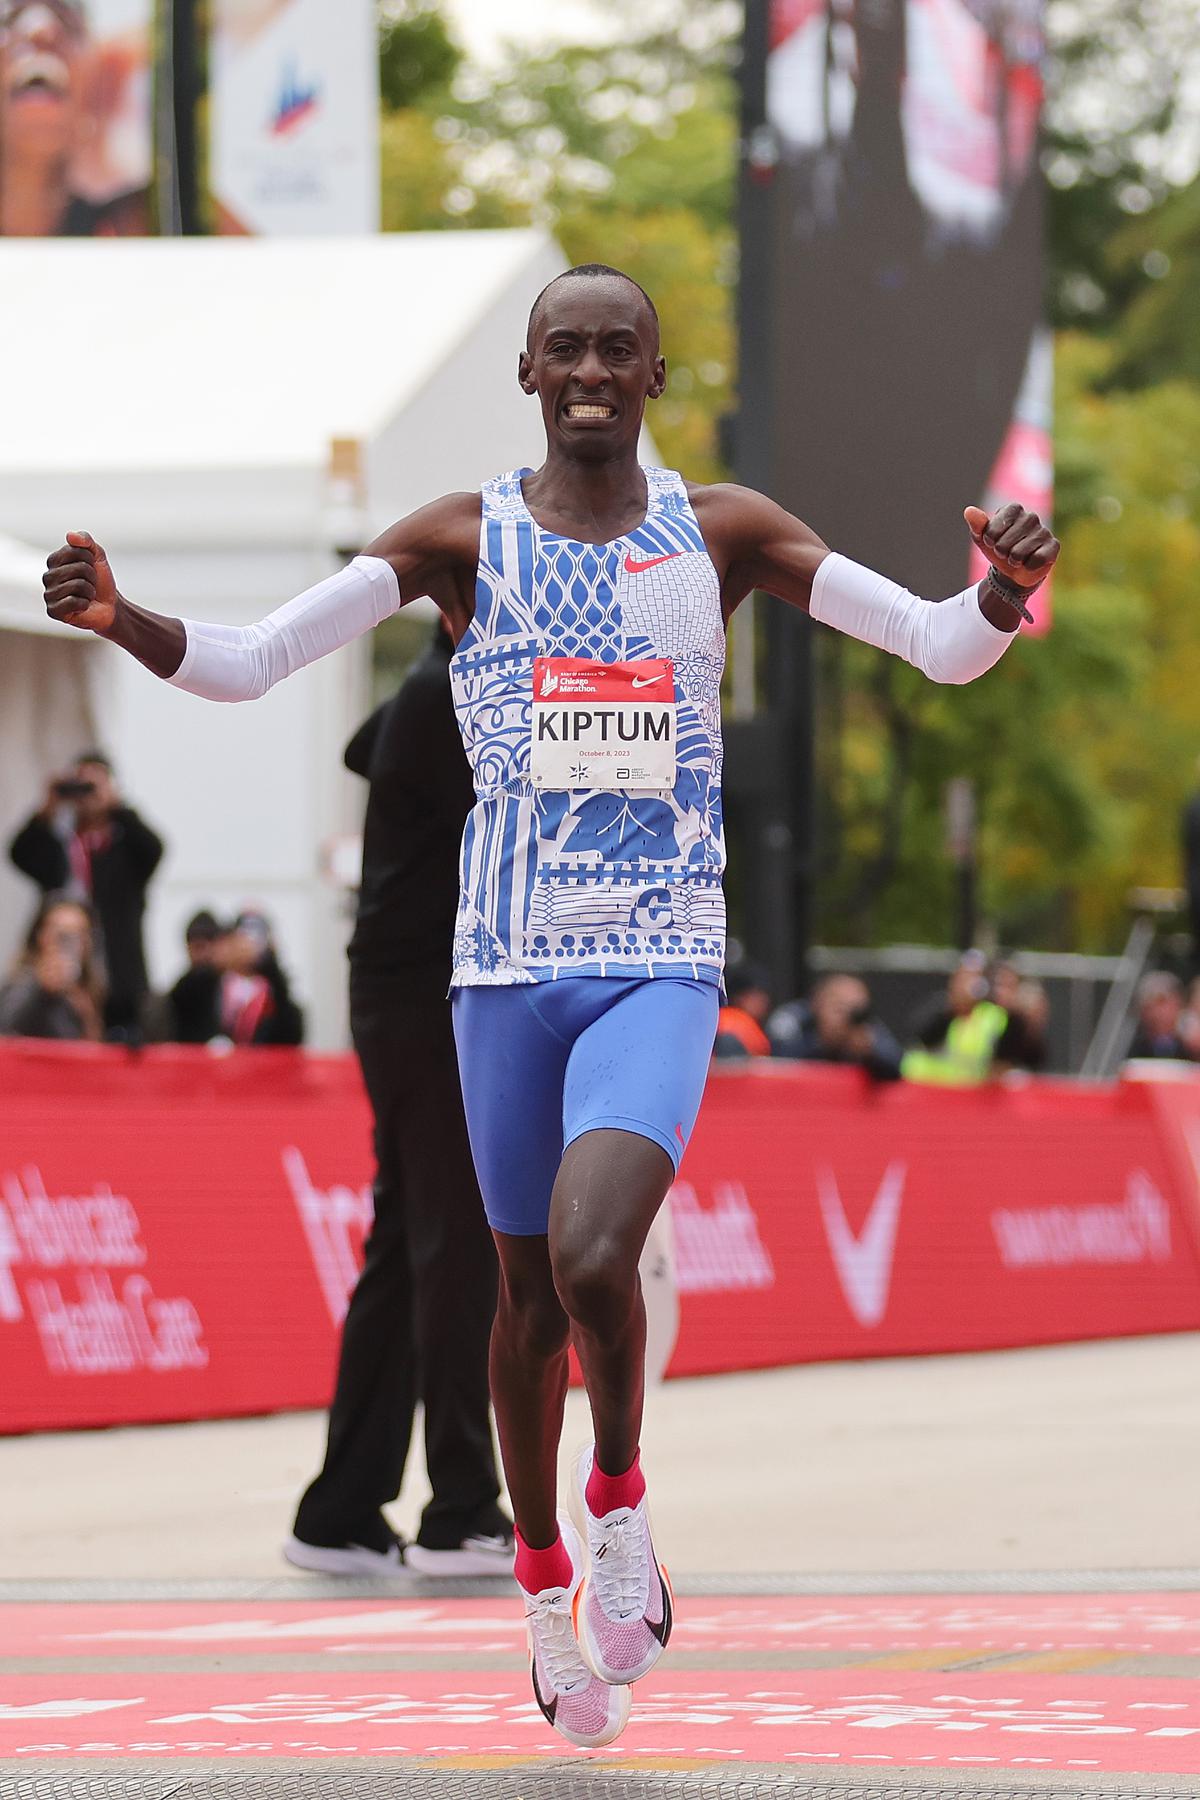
[552,1235,638,1340]
[496,1268,570,1361]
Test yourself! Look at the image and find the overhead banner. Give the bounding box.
[0,0,153,237]
[764,0,1051,627]
[210,0,380,235]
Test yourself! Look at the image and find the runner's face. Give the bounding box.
[0,1,84,159]
[521,279,665,461]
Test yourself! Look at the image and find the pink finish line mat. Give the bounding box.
[3,1592,1199,1776]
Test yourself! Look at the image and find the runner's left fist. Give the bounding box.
[963,504,1059,590]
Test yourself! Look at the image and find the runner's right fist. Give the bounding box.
[43,532,120,635]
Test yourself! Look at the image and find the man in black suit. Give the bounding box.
[287,623,511,1576]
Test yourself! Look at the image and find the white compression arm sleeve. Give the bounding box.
[166,555,402,703]
[809,552,1014,686]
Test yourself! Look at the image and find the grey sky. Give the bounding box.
[437,0,615,60]
[440,0,618,62]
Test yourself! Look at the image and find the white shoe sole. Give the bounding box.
[569,1444,672,1686]
[405,1542,514,1578]
[282,1534,403,1576]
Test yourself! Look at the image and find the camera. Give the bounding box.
[54,778,97,801]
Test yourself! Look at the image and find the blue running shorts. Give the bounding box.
[452,976,719,1237]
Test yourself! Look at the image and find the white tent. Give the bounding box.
[0,534,51,632]
[0,535,100,977]
[0,229,570,1043]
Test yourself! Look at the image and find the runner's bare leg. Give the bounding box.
[489,1129,671,1542]
[550,1128,673,1478]
[489,1233,570,1548]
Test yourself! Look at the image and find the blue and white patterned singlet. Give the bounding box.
[449,466,726,987]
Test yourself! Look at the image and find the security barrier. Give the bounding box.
[3,1042,1199,1432]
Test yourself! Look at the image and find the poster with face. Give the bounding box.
[0,0,153,236]
[765,0,1051,624]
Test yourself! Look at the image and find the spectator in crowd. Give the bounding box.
[1185,763,1200,974]
[903,950,1011,1085]
[163,907,304,1047]
[1181,979,1200,1060]
[713,962,773,1059]
[288,621,511,1578]
[183,908,224,969]
[1127,972,1196,1062]
[0,892,104,1041]
[989,959,1049,1073]
[768,973,903,1081]
[1012,979,1050,1068]
[163,910,230,1042]
[8,751,163,1040]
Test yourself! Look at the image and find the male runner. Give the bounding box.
[42,262,1058,1748]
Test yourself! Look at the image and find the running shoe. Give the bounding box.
[282,1526,405,1576]
[405,1528,514,1578]
[570,1443,673,1685]
[522,1516,631,1748]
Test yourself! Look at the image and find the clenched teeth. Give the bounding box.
[565,404,615,419]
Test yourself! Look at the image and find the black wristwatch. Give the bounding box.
[984,566,1037,625]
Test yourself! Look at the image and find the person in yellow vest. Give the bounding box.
[903,951,1009,1086]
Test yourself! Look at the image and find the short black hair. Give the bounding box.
[526,264,660,351]
[186,909,224,944]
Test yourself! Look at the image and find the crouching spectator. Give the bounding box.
[768,974,903,1081]
[165,908,304,1046]
[0,894,105,1041]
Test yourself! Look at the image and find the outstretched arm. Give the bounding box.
[41,494,480,699]
[696,485,1059,684]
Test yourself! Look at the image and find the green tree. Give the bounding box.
[379,2,461,112]
[1105,175,1200,388]
[1043,0,1200,329]
[376,1,739,473]
[815,332,1200,953]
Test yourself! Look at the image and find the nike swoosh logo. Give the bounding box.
[816,1162,906,1328]
[530,1654,557,1725]
[624,552,682,573]
[631,673,667,688]
[649,1562,674,1647]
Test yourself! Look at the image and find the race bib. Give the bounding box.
[530,656,676,791]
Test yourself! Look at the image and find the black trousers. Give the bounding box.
[293,974,501,1549]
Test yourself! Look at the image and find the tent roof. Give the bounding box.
[0,533,62,635]
[0,230,554,475]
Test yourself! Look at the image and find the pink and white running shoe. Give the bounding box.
[521,1516,631,1748]
[571,1445,674,1686]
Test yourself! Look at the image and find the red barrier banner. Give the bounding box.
[3,1044,1200,1433]
[0,1043,372,1434]
[668,1066,1200,1376]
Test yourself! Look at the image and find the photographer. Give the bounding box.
[903,951,1020,1085]
[768,973,903,1081]
[904,953,1052,1084]
[8,751,163,1040]
[0,892,104,1041]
